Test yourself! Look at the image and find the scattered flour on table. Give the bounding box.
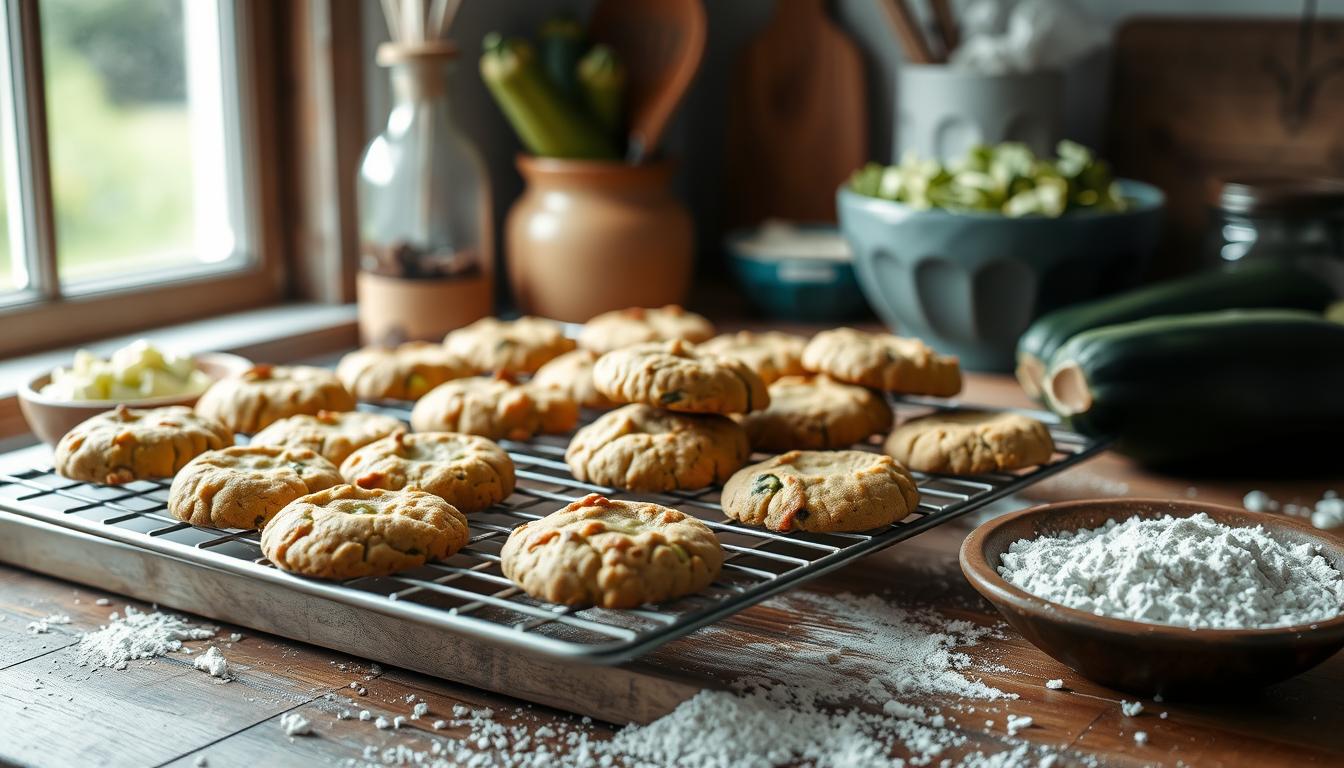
[1244,489,1343,529]
[998,513,1344,629]
[25,613,70,634]
[75,606,216,669]
[193,646,231,681]
[280,712,313,737]
[332,591,1090,768]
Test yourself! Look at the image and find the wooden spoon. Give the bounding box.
[589,0,706,163]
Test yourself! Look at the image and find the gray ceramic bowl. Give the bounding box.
[837,180,1164,372]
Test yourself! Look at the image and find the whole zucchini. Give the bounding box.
[1016,263,1336,401]
[1043,309,1344,468]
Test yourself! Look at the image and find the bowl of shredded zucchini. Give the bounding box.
[838,141,1164,372]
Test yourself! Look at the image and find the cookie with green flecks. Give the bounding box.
[168,445,343,529]
[335,342,472,402]
[591,339,769,415]
[720,450,919,533]
[500,493,722,608]
[339,431,515,513]
[564,404,749,492]
[443,316,575,375]
[261,484,469,579]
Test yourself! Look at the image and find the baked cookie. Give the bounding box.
[698,331,808,385]
[195,364,356,434]
[54,405,232,485]
[801,328,962,397]
[577,305,715,353]
[444,316,576,375]
[335,342,472,402]
[250,410,406,466]
[168,445,343,529]
[261,484,469,580]
[592,339,769,415]
[739,375,893,451]
[884,411,1055,475]
[530,349,615,410]
[721,450,920,533]
[409,376,579,441]
[565,404,750,492]
[339,431,515,513]
[500,493,722,608]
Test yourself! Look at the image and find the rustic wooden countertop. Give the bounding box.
[1,373,1341,767]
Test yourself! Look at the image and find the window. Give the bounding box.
[0,0,280,357]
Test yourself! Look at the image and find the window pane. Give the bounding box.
[0,151,14,292]
[40,0,239,285]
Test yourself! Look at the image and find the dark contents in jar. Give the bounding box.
[361,241,483,280]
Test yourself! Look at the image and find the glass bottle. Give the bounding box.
[1204,177,1344,292]
[356,43,493,344]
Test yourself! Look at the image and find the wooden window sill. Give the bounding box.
[0,303,359,440]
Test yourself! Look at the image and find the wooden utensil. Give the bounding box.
[961,498,1344,698]
[725,0,867,225]
[878,0,936,64]
[588,0,706,164]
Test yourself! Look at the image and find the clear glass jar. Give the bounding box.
[356,43,492,344]
[1205,178,1344,291]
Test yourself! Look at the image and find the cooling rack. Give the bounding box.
[0,397,1104,664]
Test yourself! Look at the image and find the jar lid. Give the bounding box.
[1212,177,1344,216]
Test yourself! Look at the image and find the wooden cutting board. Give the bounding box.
[1108,17,1344,278]
[725,0,867,226]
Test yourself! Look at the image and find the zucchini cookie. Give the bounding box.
[250,410,405,466]
[409,376,579,440]
[444,316,575,375]
[698,331,808,384]
[168,445,342,529]
[577,305,715,353]
[593,339,769,415]
[801,328,962,397]
[339,431,515,513]
[530,349,614,410]
[336,342,472,402]
[739,375,893,451]
[885,411,1054,475]
[722,450,920,533]
[500,493,722,608]
[195,364,356,434]
[55,405,232,484]
[261,485,469,580]
[565,404,750,492]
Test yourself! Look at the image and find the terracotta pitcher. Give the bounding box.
[505,155,693,322]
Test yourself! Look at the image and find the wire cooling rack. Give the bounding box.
[0,397,1104,663]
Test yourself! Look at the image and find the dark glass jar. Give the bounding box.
[1205,177,1344,291]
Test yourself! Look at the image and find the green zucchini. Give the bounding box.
[479,33,617,160]
[1016,263,1336,401]
[537,15,586,100]
[1044,309,1344,468]
[577,45,625,139]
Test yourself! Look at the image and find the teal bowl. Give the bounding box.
[837,180,1164,372]
[726,226,869,322]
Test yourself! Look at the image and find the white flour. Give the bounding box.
[999,513,1344,629]
[193,646,231,681]
[75,606,217,669]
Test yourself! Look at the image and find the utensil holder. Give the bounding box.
[896,65,1064,162]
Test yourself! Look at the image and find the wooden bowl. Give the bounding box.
[18,352,252,445]
[960,498,1344,698]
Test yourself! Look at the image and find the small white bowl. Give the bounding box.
[18,352,253,445]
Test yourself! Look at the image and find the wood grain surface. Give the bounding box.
[2,374,1342,766]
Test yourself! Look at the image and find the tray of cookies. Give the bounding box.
[0,311,1106,666]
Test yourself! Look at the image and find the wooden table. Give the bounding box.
[1,374,1341,767]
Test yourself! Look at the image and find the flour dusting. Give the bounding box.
[76,606,217,669]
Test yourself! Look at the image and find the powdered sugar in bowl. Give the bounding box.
[960,499,1344,697]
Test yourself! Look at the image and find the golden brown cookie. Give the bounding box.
[801,328,962,397]
[884,411,1055,475]
[565,404,750,492]
[261,484,469,580]
[408,375,579,441]
[335,342,472,402]
[444,316,576,375]
[530,349,615,410]
[339,431,515,513]
[54,405,232,485]
[721,450,920,533]
[249,410,406,466]
[577,305,715,353]
[168,445,342,529]
[500,493,722,608]
[592,339,769,415]
[739,375,893,451]
[698,331,808,384]
[195,364,356,434]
